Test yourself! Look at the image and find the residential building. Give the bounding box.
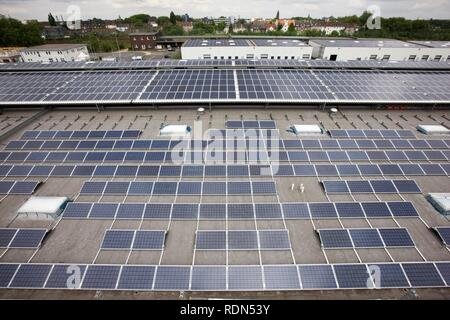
[129,32,159,50]
[20,44,89,62]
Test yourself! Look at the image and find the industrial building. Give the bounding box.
[0,59,449,300]
[181,38,450,62]
[310,39,450,62]
[181,39,313,60]
[20,44,90,63]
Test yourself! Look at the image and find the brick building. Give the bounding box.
[129,32,159,50]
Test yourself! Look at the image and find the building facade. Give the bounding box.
[129,32,159,50]
[309,39,450,61]
[20,44,89,63]
[181,38,313,60]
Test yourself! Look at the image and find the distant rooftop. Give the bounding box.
[310,39,426,48]
[22,44,87,51]
[408,41,450,48]
[183,39,252,47]
[183,38,310,47]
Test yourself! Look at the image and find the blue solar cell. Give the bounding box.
[402,263,445,287]
[137,165,160,176]
[378,164,403,176]
[101,230,134,249]
[204,165,226,176]
[191,266,227,290]
[228,203,254,219]
[80,181,106,194]
[335,202,365,218]
[309,203,337,218]
[114,165,138,176]
[361,202,392,218]
[116,203,145,219]
[252,181,277,194]
[346,180,373,193]
[264,265,300,290]
[9,229,46,248]
[89,203,117,219]
[282,203,310,219]
[0,264,19,288]
[72,166,95,176]
[81,265,121,289]
[293,165,316,176]
[159,166,181,177]
[315,165,338,176]
[9,264,52,288]
[154,266,190,290]
[254,203,282,219]
[133,231,165,250]
[171,204,198,219]
[105,152,125,161]
[420,164,445,175]
[370,180,397,193]
[228,181,251,195]
[435,263,450,286]
[392,180,421,193]
[298,265,337,289]
[387,202,418,217]
[177,182,202,195]
[152,182,177,195]
[0,229,17,248]
[103,181,130,195]
[357,164,382,176]
[366,264,410,288]
[334,264,373,289]
[93,165,117,176]
[319,229,352,248]
[379,228,415,247]
[322,181,349,193]
[128,182,154,195]
[349,229,383,248]
[228,266,263,290]
[144,203,171,219]
[117,266,155,290]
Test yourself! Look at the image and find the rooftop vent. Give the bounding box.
[426,193,450,216]
[289,124,324,135]
[17,196,69,220]
[160,124,192,137]
[416,124,450,135]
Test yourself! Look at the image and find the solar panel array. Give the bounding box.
[21,130,141,140]
[318,228,415,249]
[0,181,41,195]
[1,59,449,72]
[101,230,166,250]
[61,201,419,220]
[329,129,416,139]
[2,163,448,178]
[432,227,450,246]
[2,262,450,290]
[321,180,422,194]
[80,180,276,196]
[195,230,291,250]
[1,69,450,105]
[0,229,47,248]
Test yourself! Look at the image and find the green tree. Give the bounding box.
[0,17,44,46]
[276,23,283,31]
[287,23,296,33]
[48,13,56,26]
[163,24,184,36]
[217,22,226,31]
[170,11,176,25]
[228,24,233,34]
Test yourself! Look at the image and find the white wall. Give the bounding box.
[310,43,450,61]
[181,46,314,60]
[20,46,90,63]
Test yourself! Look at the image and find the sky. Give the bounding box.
[0,0,449,21]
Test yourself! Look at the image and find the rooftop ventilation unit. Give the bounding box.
[289,124,324,135]
[426,193,450,216]
[17,196,69,220]
[160,125,192,137]
[417,124,449,135]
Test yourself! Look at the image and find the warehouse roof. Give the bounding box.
[21,44,87,51]
[309,39,427,48]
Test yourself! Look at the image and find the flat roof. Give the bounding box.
[0,107,450,299]
[408,41,450,48]
[183,39,252,47]
[252,39,310,47]
[22,44,87,51]
[310,39,426,48]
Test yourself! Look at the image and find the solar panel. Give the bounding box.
[81,265,121,289]
[152,182,177,195]
[45,264,86,289]
[199,204,226,219]
[263,265,300,290]
[435,263,450,286]
[0,229,17,247]
[334,264,373,289]
[346,180,373,193]
[9,264,52,288]
[103,181,130,195]
[402,263,445,287]
[361,202,392,218]
[309,203,337,218]
[143,203,171,219]
[195,231,226,250]
[392,180,421,193]
[321,181,349,193]
[259,230,291,250]
[128,182,154,195]
[370,180,397,193]
[8,229,47,248]
[228,230,258,250]
[227,204,254,219]
[252,181,277,194]
[177,182,202,195]
[387,202,419,217]
[254,203,282,219]
[132,231,165,250]
[379,228,415,247]
[318,229,353,248]
[62,202,92,219]
[433,227,450,246]
[101,230,134,250]
[89,203,117,219]
[348,229,384,248]
[116,203,144,219]
[366,264,410,288]
[335,202,365,218]
[190,266,227,290]
[80,181,106,195]
[228,266,263,290]
[0,264,19,288]
[298,265,337,289]
[282,203,310,219]
[153,266,190,290]
[117,265,155,290]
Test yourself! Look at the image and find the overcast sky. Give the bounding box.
[1,0,449,21]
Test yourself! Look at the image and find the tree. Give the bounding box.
[276,23,283,31]
[275,10,280,20]
[48,13,56,26]
[287,23,296,33]
[228,24,233,34]
[217,22,226,31]
[169,11,176,25]
[0,17,44,46]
